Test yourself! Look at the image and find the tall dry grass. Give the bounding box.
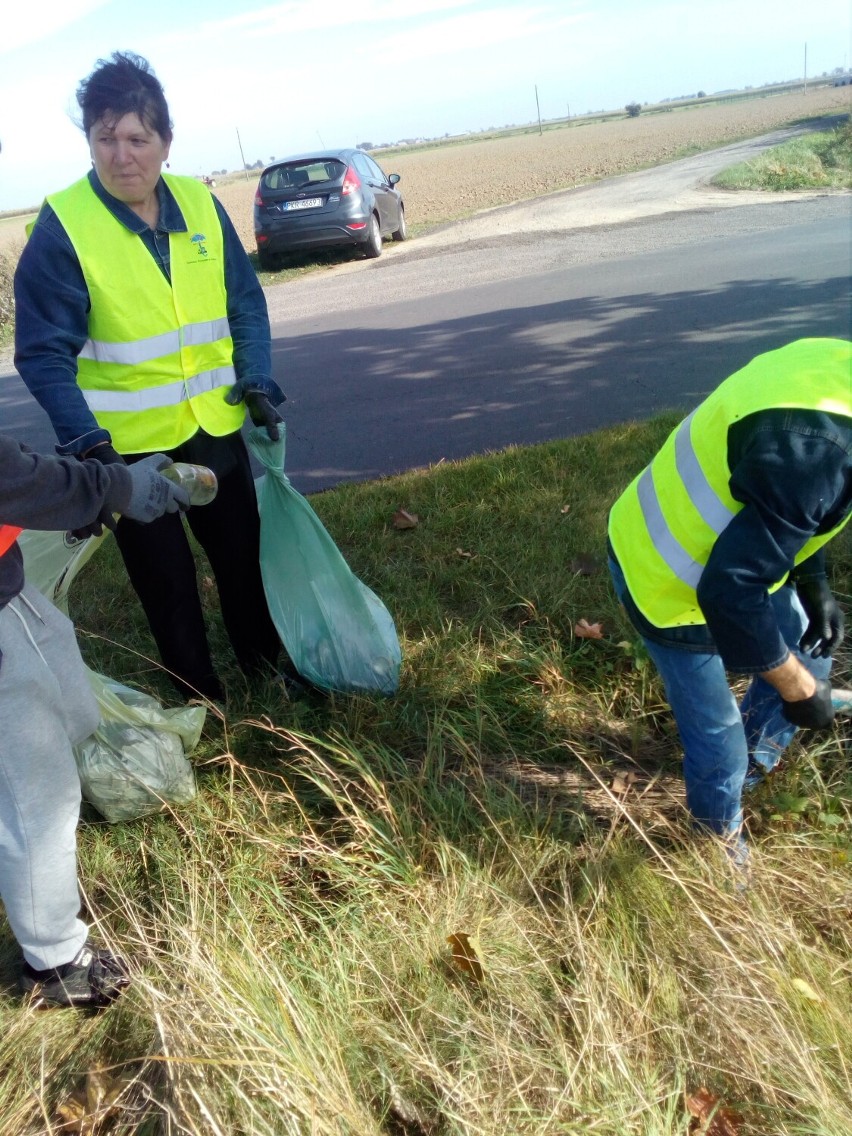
[1,424,849,1134]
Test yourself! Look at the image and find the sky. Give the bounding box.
[0,0,849,211]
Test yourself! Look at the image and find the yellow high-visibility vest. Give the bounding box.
[608,338,852,628]
[46,174,245,454]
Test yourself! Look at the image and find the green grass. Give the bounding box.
[713,121,852,190]
[2,418,851,1134]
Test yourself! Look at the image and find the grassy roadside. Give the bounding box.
[2,420,850,1134]
[712,119,852,190]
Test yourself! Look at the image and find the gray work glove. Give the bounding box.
[781,676,835,731]
[123,454,191,523]
[797,577,845,658]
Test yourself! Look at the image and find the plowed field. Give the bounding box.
[214,87,850,252]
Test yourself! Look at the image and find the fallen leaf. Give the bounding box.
[56,1091,87,1134]
[791,977,824,1002]
[574,618,604,639]
[611,775,630,794]
[202,575,215,591]
[456,547,474,559]
[560,504,571,514]
[446,932,484,983]
[392,509,419,529]
[686,1086,743,1135]
[386,1079,430,1132]
[56,1066,128,1133]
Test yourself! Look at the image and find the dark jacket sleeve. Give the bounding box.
[696,410,852,673]
[0,435,133,530]
[0,435,135,608]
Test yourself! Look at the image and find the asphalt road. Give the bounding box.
[267,198,850,492]
[2,125,850,493]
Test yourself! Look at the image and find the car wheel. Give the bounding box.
[363,214,382,258]
[391,206,407,242]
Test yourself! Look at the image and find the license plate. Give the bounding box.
[282,197,322,211]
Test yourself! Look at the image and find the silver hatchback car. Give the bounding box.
[253,148,407,268]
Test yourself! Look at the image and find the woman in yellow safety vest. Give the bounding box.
[14,52,291,703]
[608,337,852,873]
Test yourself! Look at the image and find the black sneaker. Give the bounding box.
[19,941,130,1008]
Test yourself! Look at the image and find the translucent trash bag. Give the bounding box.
[75,677,202,823]
[18,527,205,821]
[248,427,402,695]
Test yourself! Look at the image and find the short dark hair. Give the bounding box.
[76,51,173,141]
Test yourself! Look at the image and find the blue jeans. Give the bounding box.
[609,558,831,838]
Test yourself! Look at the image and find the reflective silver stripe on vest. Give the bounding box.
[79,317,231,365]
[81,365,237,413]
[674,411,736,534]
[637,412,736,589]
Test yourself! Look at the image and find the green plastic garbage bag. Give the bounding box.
[248,427,401,695]
[18,527,204,822]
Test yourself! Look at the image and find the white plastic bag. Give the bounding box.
[18,527,204,821]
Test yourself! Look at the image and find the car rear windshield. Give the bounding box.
[261,160,347,191]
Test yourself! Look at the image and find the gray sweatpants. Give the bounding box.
[0,584,99,969]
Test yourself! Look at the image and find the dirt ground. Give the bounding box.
[0,86,848,258]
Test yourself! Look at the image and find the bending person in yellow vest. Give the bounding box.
[608,338,852,870]
[15,52,292,703]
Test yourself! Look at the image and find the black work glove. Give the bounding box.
[224,382,284,441]
[70,444,128,539]
[781,676,835,731]
[244,390,283,441]
[84,443,126,466]
[797,577,845,658]
[122,454,191,522]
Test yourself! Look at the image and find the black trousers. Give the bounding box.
[115,430,279,700]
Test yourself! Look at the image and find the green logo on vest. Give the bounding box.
[190,233,208,257]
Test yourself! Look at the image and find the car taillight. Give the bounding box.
[341,167,361,196]
[254,186,263,206]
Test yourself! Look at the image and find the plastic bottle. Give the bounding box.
[161,462,218,506]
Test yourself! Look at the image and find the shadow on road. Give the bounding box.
[273,272,851,493]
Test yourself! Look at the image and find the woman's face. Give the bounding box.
[88,111,171,207]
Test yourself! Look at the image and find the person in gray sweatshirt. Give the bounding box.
[0,436,188,1006]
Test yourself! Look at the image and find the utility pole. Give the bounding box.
[803,43,808,94]
[535,85,542,135]
[235,126,249,180]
